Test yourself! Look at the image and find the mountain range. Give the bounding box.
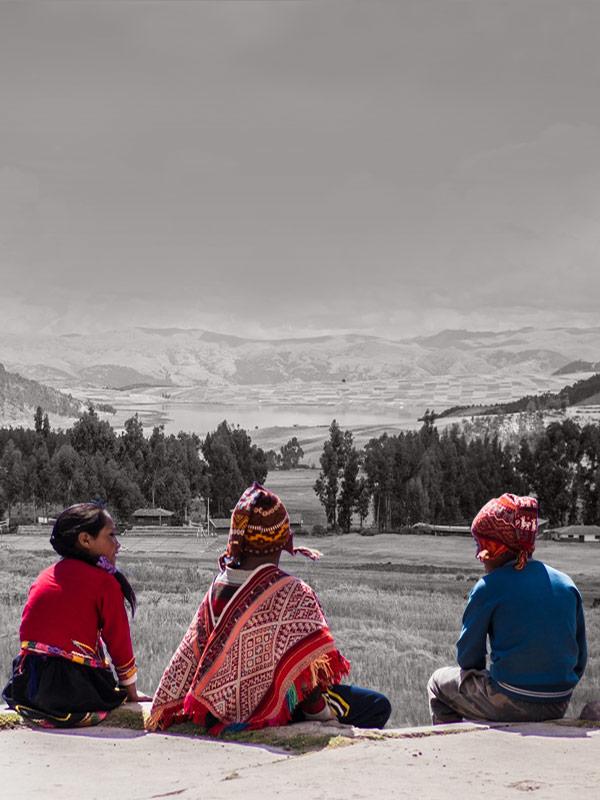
[1,325,599,390]
[1,325,599,427]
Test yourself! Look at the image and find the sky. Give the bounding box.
[2,1,600,340]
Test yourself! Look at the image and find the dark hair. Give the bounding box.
[50,502,137,615]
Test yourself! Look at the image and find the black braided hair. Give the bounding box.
[50,502,137,616]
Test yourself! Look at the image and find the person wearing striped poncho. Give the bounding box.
[148,482,391,734]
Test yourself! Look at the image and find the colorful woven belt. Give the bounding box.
[20,640,110,670]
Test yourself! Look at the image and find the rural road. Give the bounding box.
[2,708,600,800]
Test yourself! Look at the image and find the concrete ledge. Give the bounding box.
[3,704,600,800]
[3,701,599,750]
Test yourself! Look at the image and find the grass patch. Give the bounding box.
[219,729,340,753]
[553,718,600,729]
[105,706,346,753]
[0,710,23,730]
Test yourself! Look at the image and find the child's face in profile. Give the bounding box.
[79,514,121,565]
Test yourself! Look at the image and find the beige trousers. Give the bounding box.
[427,666,570,725]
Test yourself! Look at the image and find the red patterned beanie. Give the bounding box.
[471,493,538,570]
[219,482,321,568]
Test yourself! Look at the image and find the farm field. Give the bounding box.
[263,468,326,527]
[1,533,599,728]
[250,424,426,469]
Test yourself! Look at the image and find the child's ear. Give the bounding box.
[77,530,92,551]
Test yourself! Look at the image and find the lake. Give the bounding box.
[103,398,418,436]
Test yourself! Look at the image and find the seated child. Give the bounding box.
[148,483,391,733]
[3,502,149,727]
[427,494,587,724]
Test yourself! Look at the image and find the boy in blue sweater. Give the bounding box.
[427,493,587,724]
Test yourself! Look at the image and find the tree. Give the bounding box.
[203,438,243,515]
[145,426,168,507]
[338,441,360,532]
[202,422,268,515]
[529,421,581,525]
[354,477,371,529]
[363,434,395,531]
[176,431,207,497]
[92,456,145,520]
[231,426,268,486]
[34,406,44,435]
[280,437,304,470]
[155,467,190,520]
[577,424,600,524]
[118,414,148,487]
[0,440,26,518]
[265,450,282,471]
[314,420,348,530]
[28,441,54,517]
[70,406,116,456]
[52,444,85,506]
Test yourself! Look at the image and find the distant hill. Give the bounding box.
[553,360,598,376]
[439,372,600,418]
[3,325,599,388]
[77,364,174,389]
[2,325,600,417]
[0,363,82,426]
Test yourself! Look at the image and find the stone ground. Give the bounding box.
[2,704,600,799]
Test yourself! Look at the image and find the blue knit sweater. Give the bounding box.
[457,559,587,702]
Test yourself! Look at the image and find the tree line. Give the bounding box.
[3,407,599,532]
[0,409,269,524]
[440,372,600,419]
[313,416,600,531]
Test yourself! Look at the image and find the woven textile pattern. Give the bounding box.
[199,578,329,722]
[20,640,109,669]
[471,493,538,569]
[149,565,343,731]
[150,605,212,712]
[225,482,292,564]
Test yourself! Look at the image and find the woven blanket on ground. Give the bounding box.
[148,564,349,734]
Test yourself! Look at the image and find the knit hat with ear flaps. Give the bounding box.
[471,493,538,570]
[220,482,321,569]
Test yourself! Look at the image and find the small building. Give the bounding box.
[289,514,303,532]
[548,525,600,543]
[132,507,175,526]
[414,518,550,538]
[412,523,471,536]
[208,518,231,535]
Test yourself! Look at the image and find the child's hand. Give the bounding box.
[127,690,153,703]
[124,683,153,703]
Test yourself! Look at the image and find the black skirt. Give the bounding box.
[2,653,127,728]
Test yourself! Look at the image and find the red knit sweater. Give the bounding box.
[20,559,137,685]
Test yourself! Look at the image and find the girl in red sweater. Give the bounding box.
[2,502,149,727]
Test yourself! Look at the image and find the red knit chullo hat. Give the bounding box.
[220,482,320,568]
[471,493,538,570]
